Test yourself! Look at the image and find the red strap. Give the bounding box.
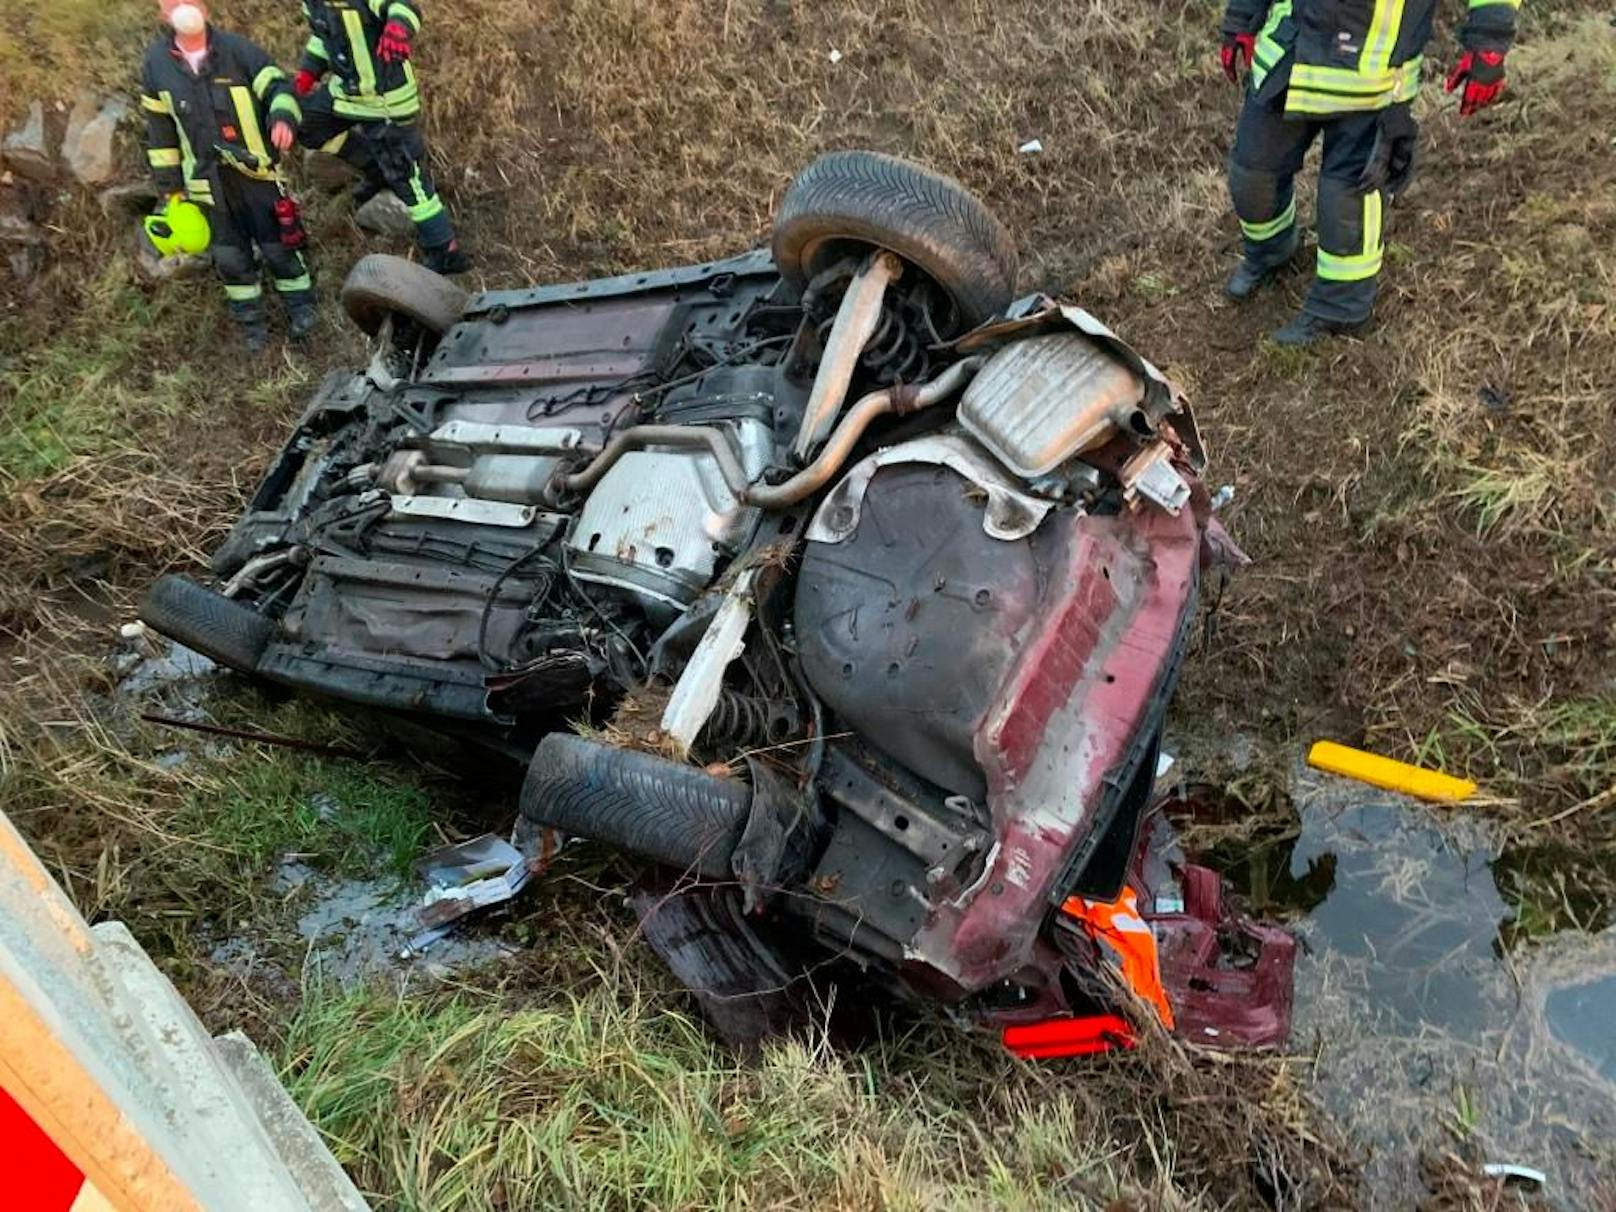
[1002,1014,1137,1059]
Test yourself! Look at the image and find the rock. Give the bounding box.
[62,94,128,186]
[0,214,44,246]
[100,180,161,217]
[3,101,54,183]
[302,149,360,191]
[133,230,212,282]
[8,244,45,283]
[354,190,415,238]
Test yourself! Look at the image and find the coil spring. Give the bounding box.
[816,302,929,387]
[860,302,929,382]
[699,691,796,750]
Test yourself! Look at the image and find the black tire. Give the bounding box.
[772,150,1019,331]
[521,733,751,880]
[139,574,274,673]
[340,253,468,337]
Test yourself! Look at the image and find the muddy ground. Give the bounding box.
[2,0,1613,1207]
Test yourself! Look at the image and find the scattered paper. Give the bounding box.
[1155,751,1176,779]
[1018,138,1043,154]
[408,834,534,951]
[828,48,843,64]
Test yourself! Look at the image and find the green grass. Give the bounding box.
[0,262,193,486]
[182,751,435,881]
[281,980,1155,1212]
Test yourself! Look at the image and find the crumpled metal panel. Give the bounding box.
[902,501,1204,991]
[958,333,1146,478]
[805,431,1053,545]
[568,419,771,611]
[956,298,1207,472]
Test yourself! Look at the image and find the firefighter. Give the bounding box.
[292,0,471,274]
[1218,0,1519,345]
[141,0,315,351]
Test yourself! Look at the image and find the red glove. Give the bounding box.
[294,68,319,97]
[1220,33,1256,84]
[1445,50,1506,116]
[377,20,413,63]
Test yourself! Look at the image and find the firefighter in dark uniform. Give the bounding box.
[292,0,471,274]
[1218,0,1520,344]
[141,0,316,351]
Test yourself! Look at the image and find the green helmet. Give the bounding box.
[143,198,211,257]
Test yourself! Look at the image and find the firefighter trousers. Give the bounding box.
[297,86,456,252]
[1228,92,1388,325]
[209,171,314,326]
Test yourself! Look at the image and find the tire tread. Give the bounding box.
[772,150,1018,328]
[521,733,751,880]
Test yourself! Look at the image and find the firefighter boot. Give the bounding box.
[1225,228,1300,300]
[227,292,270,353]
[425,238,472,276]
[1271,310,1368,347]
[287,296,319,343]
[237,309,270,353]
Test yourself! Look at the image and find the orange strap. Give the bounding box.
[1061,886,1175,1029]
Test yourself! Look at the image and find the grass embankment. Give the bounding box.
[2,0,1613,1207]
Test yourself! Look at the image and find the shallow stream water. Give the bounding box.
[1177,760,1616,1206]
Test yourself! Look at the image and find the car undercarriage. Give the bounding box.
[142,151,1294,1054]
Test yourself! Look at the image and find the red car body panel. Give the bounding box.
[907,501,1202,991]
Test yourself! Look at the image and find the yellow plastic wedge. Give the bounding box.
[1306,740,1477,803]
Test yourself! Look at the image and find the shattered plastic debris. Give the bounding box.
[1480,1163,1547,1190]
[828,48,843,64]
[408,834,534,953]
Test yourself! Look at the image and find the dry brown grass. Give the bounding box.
[4,0,1616,1206]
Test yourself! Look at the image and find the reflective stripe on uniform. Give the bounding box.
[251,65,285,98]
[342,9,378,94]
[270,93,302,123]
[306,34,329,60]
[407,173,445,223]
[329,73,419,119]
[1250,0,1292,92]
[147,147,182,167]
[229,86,274,177]
[274,272,313,293]
[1286,56,1423,114]
[224,282,263,301]
[1360,0,1406,77]
[1317,190,1384,281]
[387,3,421,31]
[1241,197,1296,243]
[140,92,171,114]
[159,88,212,202]
[1469,0,1521,8]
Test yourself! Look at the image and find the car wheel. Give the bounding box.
[772,149,1019,332]
[139,574,274,674]
[340,253,468,338]
[520,732,752,880]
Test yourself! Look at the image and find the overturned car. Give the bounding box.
[143,151,1293,1053]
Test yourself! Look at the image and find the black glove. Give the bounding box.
[1359,103,1418,198]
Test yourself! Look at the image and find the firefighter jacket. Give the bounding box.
[140,29,301,203]
[300,0,423,121]
[1220,0,1520,116]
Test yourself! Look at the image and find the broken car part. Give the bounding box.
[793,250,904,460]
[140,149,1289,1057]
